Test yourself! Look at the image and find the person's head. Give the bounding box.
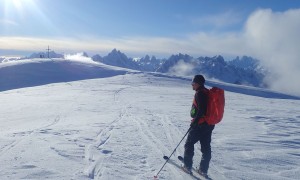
[191,75,205,90]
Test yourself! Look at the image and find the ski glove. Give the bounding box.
[190,118,198,127]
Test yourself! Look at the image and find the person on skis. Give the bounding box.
[182,75,215,178]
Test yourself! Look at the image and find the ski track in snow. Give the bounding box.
[80,74,198,180]
[0,115,60,157]
[85,79,135,179]
[0,63,300,180]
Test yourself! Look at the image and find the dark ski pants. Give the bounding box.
[183,123,214,173]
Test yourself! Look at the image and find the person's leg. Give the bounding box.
[199,125,214,174]
[183,127,200,170]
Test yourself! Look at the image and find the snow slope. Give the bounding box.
[0,58,128,92]
[0,58,299,180]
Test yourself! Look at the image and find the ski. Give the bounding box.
[162,156,202,180]
[177,156,211,180]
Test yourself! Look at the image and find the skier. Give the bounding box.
[182,75,215,178]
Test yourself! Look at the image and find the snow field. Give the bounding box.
[0,61,299,179]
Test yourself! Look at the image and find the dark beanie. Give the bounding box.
[192,75,205,84]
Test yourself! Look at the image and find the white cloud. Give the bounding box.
[168,60,194,76]
[64,52,95,63]
[243,8,300,96]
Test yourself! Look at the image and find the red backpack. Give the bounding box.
[202,87,225,125]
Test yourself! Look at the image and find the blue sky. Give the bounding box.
[0,0,300,58]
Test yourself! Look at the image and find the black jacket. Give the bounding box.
[191,85,209,125]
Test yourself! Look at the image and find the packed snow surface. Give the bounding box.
[0,58,299,179]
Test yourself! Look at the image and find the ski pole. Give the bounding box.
[154,126,192,179]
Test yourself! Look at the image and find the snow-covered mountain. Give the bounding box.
[91,54,103,62]
[92,49,164,72]
[92,49,139,70]
[156,53,193,73]
[20,49,269,89]
[0,58,299,179]
[134,55,163,72]
[27,50,266,89]
[228,56,260,69]
[92,49,267,88]
[194,56,266,87]
[156,54,266,87]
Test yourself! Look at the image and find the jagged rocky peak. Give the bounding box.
[106,49,128,60]
[139,55,158,63]
[228,56,259,69]
[82,52,89,57]
[91,54,103,62]
[197,55,226,66]
[169,53,193,62]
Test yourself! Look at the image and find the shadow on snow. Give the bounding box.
[0,60,127,92]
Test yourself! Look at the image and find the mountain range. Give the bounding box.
[26,49,268,88]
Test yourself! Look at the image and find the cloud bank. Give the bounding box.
[168,60,194,76]
[243,9,300,96]
[64,52,95,63]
